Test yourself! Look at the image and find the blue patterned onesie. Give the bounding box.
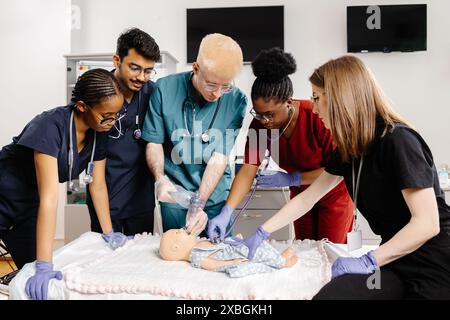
[189,239,286,278]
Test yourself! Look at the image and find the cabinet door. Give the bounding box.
[64,204,91,244]
[236,188,290,210]
[232,210,294,241]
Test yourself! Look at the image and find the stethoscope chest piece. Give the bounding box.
[201,131,210,143]
[68,109,96,191]
[83,161,95,184]
[133,128,142,140]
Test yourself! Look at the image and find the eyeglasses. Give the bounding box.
[88,106,118,127]
[198,70,234,93]
[250,108,274,122]
[203,81,234,93]
[128,63,157,79]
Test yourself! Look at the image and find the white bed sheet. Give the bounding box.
[9,233,172,300]
[9,232,375,300]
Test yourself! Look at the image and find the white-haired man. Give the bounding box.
[142,33,247,236]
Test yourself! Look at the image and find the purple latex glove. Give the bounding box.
[225,226,270,260]
[256,171,301,188]
[207,205,234,242]
[331,251,378,279]
[25,261,63,300]
[102,231,133,249]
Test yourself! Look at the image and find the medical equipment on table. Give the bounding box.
[108,91,142,140]
[68,110,97,192]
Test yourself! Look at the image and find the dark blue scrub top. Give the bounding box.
[87,80,156,219]
[0,104,106,227]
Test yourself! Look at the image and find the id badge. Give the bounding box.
[347,230,362,252]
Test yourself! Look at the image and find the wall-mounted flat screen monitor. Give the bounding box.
[187,6,284,63]
[347,4,427,53]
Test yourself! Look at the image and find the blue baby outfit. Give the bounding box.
[189,239,286,278]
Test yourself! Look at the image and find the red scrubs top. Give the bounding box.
[244,100,353,243]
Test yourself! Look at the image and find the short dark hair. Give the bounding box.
[71,69,121,106]
[116,28,161,62]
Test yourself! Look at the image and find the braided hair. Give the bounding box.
[251,47,297,103]
[71,68,121,106]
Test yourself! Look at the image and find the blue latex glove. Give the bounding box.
[225,226,270,260]
[256,171,301,188]
[331,251,378,279]
[102,231,133,249]
[207,205,234,242]
[25,261,63,300]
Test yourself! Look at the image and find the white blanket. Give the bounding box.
[10,232,331,300]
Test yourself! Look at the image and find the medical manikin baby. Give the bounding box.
[159,229,298,278]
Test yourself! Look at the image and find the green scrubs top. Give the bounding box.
[142,71,247,210]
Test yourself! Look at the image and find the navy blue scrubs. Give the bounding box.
[86,81,156,235]
[0,104,107,268]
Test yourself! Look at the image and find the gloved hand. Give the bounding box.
[102,231,133,249]
[256,171,301,188]
[25,261,63,300]
[155,175,177,203]
[207,205,234,242]
[185,194,207,236]
[225,226,270,260]
[331,251,378,279]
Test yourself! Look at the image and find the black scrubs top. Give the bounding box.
[0,104,107,229]
[87,80,156,219]
[325,121,450,298]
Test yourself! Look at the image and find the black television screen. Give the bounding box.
[187,6,284,63]
[347,4,427,53]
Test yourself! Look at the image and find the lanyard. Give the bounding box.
[352,157,364,231]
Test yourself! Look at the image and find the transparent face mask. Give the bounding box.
[169,185,197,209]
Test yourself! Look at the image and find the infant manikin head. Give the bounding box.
[160,229,198,261]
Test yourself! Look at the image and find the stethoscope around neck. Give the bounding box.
[68,110,96,192]
[182,73,222,144]
[109,91,142,140]
[182,96,221,143]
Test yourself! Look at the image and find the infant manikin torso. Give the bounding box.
[190,238,286,277]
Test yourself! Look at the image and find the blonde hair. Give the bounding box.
[309,55,414,162]
[196,33,243,78]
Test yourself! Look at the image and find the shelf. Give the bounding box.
[64,51,178,206]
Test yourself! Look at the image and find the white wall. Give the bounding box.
[0,0,71,239]
[1,0,448,240]
[72,0,450,166]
